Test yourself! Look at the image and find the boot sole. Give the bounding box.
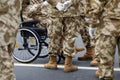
[78,57,92,61]
[76,48,85,52]
[44,67,58,69]
[90,63,98,66]
[64,69,78,72]
[44,65,58,69]
[90,61,99,66]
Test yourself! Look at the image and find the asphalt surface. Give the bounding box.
[14,36,120,80]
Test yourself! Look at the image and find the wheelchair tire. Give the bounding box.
[38,40,49,58]
[13,28,41,63]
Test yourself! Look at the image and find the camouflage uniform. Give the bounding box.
[78,19,92,48]
[77,1,99,66]
[79,19,96,50]
[0,0,22,80]
[22,0,32,21]
[89,0,120,80]
[45,0,86,57]
[22,0,51,28]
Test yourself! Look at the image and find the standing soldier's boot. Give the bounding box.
[78,47,95,60]
[44,55,57,69]
[64,56,78,72]
[95,69,101,77]
[78,47,99,66]
[75,46,85,52]
[90,58,100,66]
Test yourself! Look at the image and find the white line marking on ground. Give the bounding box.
[14,63,120,71]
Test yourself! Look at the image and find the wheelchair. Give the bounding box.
[13,20,64,63]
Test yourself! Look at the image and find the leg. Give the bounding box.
[63,37,78,72]
[95,34,116,80]
[63,17,79,72]
[78,26,99,66]
[78,26,96,60]
[0,43,16,80]
[44,17,63,69]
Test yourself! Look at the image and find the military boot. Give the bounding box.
[75,46,85,52]
[90,58,100,66]
[44,55,57,69]
[96,69,101,77]
[64,56,78,72]
[78,47,96,60]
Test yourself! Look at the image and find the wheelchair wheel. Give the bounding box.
[57,54,62,64]
[38,38,62,63]
[38,38,49,58]
[13,28,41,63]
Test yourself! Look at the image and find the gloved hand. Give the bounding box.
[88,26,96,38]
[63,0,72,11]
[56,2,64,11]
[56,0,72,11]
[85,17,90,22]
[43,1,49,6]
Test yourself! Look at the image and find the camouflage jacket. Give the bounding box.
[103,0,120,19]
[87,0,120,24]
[26,0,46,18]
[0,0,22,46]
[44,0,87,17]
[88,0,120,36]
[88,0,120,23]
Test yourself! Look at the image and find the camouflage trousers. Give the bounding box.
[79,26,95,48]
[48,17,80,57]
[77,17,95,48]
[95,19,120,80]
[0,43,16,80]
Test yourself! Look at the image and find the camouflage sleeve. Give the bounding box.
[27,4,42,18]
[0,0,22,26]
[0,0,9,13]
[89,0,102,14]
[86,0,103,28]
[23,0,30,5]
[46,0,58,6]
[0,0,22,15]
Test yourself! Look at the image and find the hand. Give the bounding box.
[88,27,96,38]
[63,0,72,11]
[56,2,64,11]
[85,17,90,22]
[43,1,49,6]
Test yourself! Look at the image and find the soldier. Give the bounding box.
[43,0,87,72]
[23,0,84,52]
[76,0,99,66]
[88,0,120,80]
[78,22,99,66]
[0,0,22,80]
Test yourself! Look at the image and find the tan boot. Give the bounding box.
[90,58,100,66]
[75,46,85,52]
[64,56,78,72]
[78,47,96,60]
[44,55,57,69]
[95,69,101,77]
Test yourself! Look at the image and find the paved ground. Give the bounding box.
[14,36,120,80]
